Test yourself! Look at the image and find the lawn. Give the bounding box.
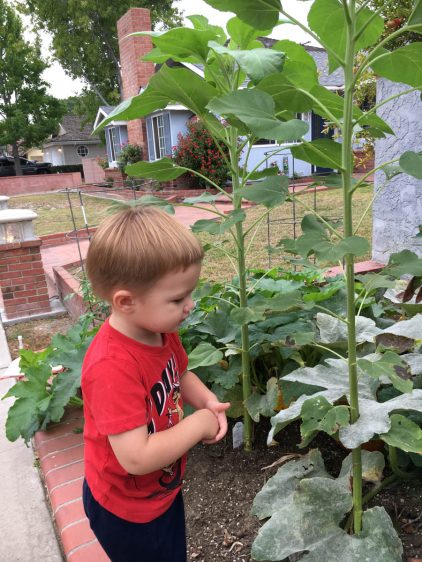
[9,184,373,282]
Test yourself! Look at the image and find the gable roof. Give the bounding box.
[46,115,101,146]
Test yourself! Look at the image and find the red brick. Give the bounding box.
[28,294,49,304]
[41,443,84,475]
[54,496,86,530]
[0,270,22,280]
[34,413,84,446]
[50,478,84,512]
[14,289,37,298]
[46,460,85,495]
[0,256,19,265]
[61,518,96,556]
[37,431,84,460]
[67,539,111,561]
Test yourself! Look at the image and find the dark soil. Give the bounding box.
[4,314,74,359]
[184,420,422,562]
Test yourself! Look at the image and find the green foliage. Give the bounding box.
[173,119,230,188]
[3,317,97,444]
[18,0,182,106]
[0,1,65,172]
[116,143,143,171]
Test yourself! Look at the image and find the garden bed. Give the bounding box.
[185,421,422,562]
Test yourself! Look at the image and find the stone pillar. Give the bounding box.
[372,79,422,262]
[117,8,155,155]
[0,210,51,320]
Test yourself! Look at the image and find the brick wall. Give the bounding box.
[117,8,155,155]
[82,158,106,184]
[0,172,83,196]
[0,239,51,319]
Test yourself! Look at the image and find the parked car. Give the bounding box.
[0,156,52,177]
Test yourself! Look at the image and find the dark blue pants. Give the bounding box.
[83,480,187,562]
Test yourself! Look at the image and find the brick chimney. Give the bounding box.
[117,9,155,155]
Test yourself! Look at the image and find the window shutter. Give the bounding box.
[163,112,172,157]
[146,117,155,161]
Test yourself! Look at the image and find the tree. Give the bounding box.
[0,2,65,175]
[18,0,182,110]
[364,0,421,48]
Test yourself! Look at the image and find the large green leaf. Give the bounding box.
[371,43,422,88]
[291,139,343,170]
[126,158,185,180]
[268,358,377,441]
[187,342,223,370]
[209,42,285,83]
[4,398,40,443]
[381,414,422,453]
[191,209,246,235]
[381,313,422,340]
[257,74,315,113]
[226,16,273,49]
[95,66,222,136]
[358,351,413,394]
[308,0,384,73]
[252,449,402,561]
[408,0,422,31]
[252,449,330,520]
[204,0,281,29]
[272,40,319,87]
[339,389,422,449]
[135,28,219,62]
[187,15,227,44]
[246,377,279,422]
[384,250,422,278]
[207,89,308,140]
[339,450,385,483]
[300,396,350,445]
[317,313,381,344]
[230,306,265,325]
[399,151,422,180]
[241,175,289,207]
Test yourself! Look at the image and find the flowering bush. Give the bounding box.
[173,119,230,188]
[116,143,143,170]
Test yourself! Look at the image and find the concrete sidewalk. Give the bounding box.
[0,320,64,561]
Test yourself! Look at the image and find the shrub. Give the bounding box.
[116,143,143,170]
[50,164,84,177]
[173,118,230,188]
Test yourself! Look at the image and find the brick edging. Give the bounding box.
[33,408,110,561]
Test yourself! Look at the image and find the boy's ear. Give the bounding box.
[112,289,136,313]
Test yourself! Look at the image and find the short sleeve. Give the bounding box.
[171,333,189,375]
[83,357,148,435]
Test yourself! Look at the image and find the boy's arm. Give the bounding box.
[108,408,218,476]
[180,370,230,443]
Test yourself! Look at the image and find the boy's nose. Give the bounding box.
[184,297,195,312]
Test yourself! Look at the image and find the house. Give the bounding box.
[94,8,344,178]
[42,115,107,166]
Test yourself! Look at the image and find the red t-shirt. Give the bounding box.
[81,319,188,523]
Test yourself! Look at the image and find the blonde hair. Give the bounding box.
[86,206,204,300]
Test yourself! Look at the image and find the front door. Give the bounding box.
[311,113,334,175]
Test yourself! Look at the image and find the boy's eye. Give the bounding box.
[172,298,184,304]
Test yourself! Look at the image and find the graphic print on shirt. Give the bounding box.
[148,354,184,491]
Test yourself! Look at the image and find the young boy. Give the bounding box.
[81,206,230,562]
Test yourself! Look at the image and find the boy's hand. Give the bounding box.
[203,400,230,444]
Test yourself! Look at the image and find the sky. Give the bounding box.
[26,0,315,99]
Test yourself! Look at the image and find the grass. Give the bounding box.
[9,184,373,283]
[8,192,113,237]
[199,184,374,282]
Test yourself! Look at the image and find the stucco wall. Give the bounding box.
[372,79,422,262]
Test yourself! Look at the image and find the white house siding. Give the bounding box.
[372,79,422,262]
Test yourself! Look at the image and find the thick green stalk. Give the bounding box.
[229,126,253,451]
[341,0,363,535]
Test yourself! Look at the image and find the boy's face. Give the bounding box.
[130,262,201,339]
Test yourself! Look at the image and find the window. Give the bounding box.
[108,127,122,162]
[146,113,172,161]
[77,145,89,157]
